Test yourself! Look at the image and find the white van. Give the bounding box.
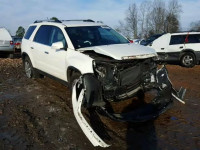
[0,28,14,58]
[146,32,200,67]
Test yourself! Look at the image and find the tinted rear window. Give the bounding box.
[170,35,186,45]
[24,26,36,40]
[187,34,200,43]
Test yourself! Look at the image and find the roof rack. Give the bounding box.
[34,19,62,23]
[33,19,96,24]
[169,30,200,34]
[61,19,95,23]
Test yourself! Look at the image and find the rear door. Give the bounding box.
[22,25,37,65]
[32,25,53,73]
[167,35,186,53]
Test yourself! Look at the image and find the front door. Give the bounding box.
[46,26,67,81]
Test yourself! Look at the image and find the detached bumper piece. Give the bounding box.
[72,81,110,148]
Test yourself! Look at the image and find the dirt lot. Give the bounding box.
[0,58,200,150]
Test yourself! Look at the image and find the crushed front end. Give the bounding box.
[72,56,186,147]
[89,58,186,121]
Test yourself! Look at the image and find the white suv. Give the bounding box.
[145,32,200,67]
[22,19,186,147]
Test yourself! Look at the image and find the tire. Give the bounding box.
[24,56,40,79]
[70,72,81,90]
[8,54,14,59]
[180,52,196,68]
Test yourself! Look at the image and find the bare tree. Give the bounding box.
[165,0,182,33]
[115,21,132,39]
[190,20,200,31]
[138,1,153,38]
[117,0,182,39]
[150,0,166,34]
[125,3,138,39]
[168,0,182,17]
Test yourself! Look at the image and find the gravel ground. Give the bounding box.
[0,58,200,150]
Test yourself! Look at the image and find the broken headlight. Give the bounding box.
[93,60,118,84]
[93,61,107,78]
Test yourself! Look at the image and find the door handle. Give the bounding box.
[44,51,49,54]
[161,48,165,50]
[180,46,183,49]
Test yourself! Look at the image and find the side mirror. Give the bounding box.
[51,41,64,50]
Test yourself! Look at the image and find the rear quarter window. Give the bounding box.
[24,26,36,40]
[187,34,200,43]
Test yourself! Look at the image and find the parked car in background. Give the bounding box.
[146,32,200,67]
[0,28,14,58]
[127,39,142,44]
[140,34,164,46]
[13,36,22,53]
[133,39,141,44]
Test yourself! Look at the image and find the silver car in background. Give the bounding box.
[0,27,14,58]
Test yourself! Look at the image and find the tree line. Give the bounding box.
[15,8,200,39]
[116,0,182,39]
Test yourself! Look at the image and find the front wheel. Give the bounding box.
[70,72,81,90]
[180,53,196,68]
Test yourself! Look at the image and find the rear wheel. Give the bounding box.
[180,52,195,68]
[24,56,41,78]
[8,53,14,59]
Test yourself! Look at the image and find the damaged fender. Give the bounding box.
[82,74,105,107]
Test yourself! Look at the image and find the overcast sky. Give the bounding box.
[0,0,199,35]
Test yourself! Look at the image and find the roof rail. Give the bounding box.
[61,19,95,23]
[34,19,62,23]
[169,30,200,34]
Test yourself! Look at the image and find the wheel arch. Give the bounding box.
[21,52,36,67]
[180,49,196,61]
[67,66,82,83]
[21,52,29,64]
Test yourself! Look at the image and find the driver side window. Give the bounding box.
[50,27,67,49]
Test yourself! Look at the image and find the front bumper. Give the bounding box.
[95,66,185,122]
[72,66,186,147]
[0,46,14,53]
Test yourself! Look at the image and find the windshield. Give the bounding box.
[65,26,129,49]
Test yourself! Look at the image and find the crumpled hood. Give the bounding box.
[77,43,157,60]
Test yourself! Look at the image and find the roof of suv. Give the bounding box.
[32,20,104,27]
[170,32,200,36]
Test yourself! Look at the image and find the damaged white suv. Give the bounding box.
[22,19,186,147]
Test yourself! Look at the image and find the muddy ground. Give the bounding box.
[0,58,199,150]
